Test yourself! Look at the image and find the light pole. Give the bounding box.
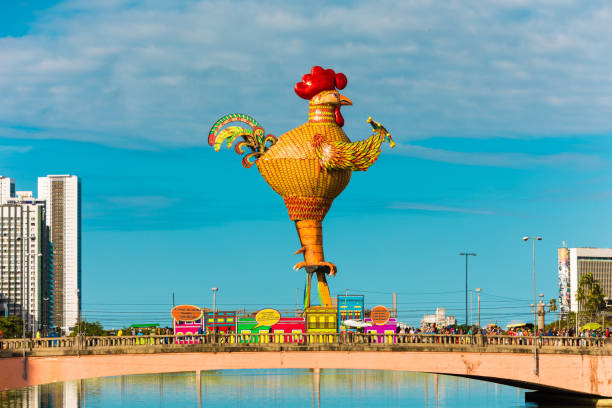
[76,288,81,356]
[523,235,542,376]
[30,251,42,337]
[43,297,49,337]
[16,235,26,379]
[211,287,218,333]
[470,289,473,326]
[475,288,481,327]
[459,253,476,327]
[212,287,218,312]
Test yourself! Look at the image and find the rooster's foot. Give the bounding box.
[293,261,337,276]
[317,261,337,276]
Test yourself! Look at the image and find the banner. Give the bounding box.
[558,248,570,314]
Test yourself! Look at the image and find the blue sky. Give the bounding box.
[1,0,611,328]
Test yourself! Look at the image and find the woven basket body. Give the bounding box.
[257,122,351,221]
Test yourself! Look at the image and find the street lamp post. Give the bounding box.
[16,236,27,379]
[470,289,473,326]
[76,288,81,356]
[523,235,542,376]
[475,288,481,327]
[459,253,476,327]
[211,287,218,334]
[42,297,49,337]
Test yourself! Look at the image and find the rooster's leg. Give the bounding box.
[293,219,336,308]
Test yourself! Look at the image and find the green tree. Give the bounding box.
[576,272,606,321]
[0,316,24,339]
[548,298,558,330]
[70,321,105,337]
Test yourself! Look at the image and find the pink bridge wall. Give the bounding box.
[1,351,611,396]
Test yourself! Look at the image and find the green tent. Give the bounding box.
[130,323,160,328]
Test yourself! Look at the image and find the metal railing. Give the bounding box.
[1,333,610,353]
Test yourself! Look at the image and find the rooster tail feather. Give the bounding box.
[213,126,252,152]
[208,113,260,145]
[208,113,277,168]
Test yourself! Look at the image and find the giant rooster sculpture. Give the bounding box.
[208,66,394,308]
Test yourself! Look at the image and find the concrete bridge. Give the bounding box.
[2,333,612,404]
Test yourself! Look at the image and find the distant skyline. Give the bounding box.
[1,0,611,328]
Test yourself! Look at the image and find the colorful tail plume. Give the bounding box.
[208,113,277,168]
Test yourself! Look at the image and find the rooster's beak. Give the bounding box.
[339,94,352,106]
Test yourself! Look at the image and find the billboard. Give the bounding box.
[171,305,203,322]
[558,248,570,314]
[371,305,390,326]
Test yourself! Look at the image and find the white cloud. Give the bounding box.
[0,145,34,154]
[389,202,493,215]
[0,0,610,152]
[391,143,604,168]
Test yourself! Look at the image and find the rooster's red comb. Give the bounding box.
[294,66,347,100]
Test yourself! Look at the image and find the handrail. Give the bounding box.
[1,333,610,353]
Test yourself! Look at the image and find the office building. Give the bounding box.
[38,175,81,334]
[558,246,612,314]
[421,308,456,328]
[0,191,53,333]
[0,176,15,204]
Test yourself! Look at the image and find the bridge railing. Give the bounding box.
[1,333,610,353]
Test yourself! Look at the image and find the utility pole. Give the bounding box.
[22,260,26,379]
[470,290,473,326]
[392,292,397,319]
[43,297,49,337]
[459,253,476,326]
[475,288,481,327]
[523,235,542,376]
[76,288,80,357]
[211,287,218,334]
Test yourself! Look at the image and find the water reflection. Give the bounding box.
[1,369,531,407]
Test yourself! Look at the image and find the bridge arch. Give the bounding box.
[1,350,611,397]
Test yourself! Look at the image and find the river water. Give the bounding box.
[1,369,535,407]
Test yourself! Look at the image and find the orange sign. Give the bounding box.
[171,305,202,322]
[371,305,390,325]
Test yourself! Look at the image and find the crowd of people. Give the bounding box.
[378,323,612,347]
[414,323,612,338]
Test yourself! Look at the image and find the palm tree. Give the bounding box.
[576,272,606,327]
[549,298,558,330]
[549,298,557,312]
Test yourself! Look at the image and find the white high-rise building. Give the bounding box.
[0,176,16,204]
[558,246,612,314]
[0,191,53,333]
[38,175,81,334]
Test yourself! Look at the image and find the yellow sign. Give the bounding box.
[255,308,281,329]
